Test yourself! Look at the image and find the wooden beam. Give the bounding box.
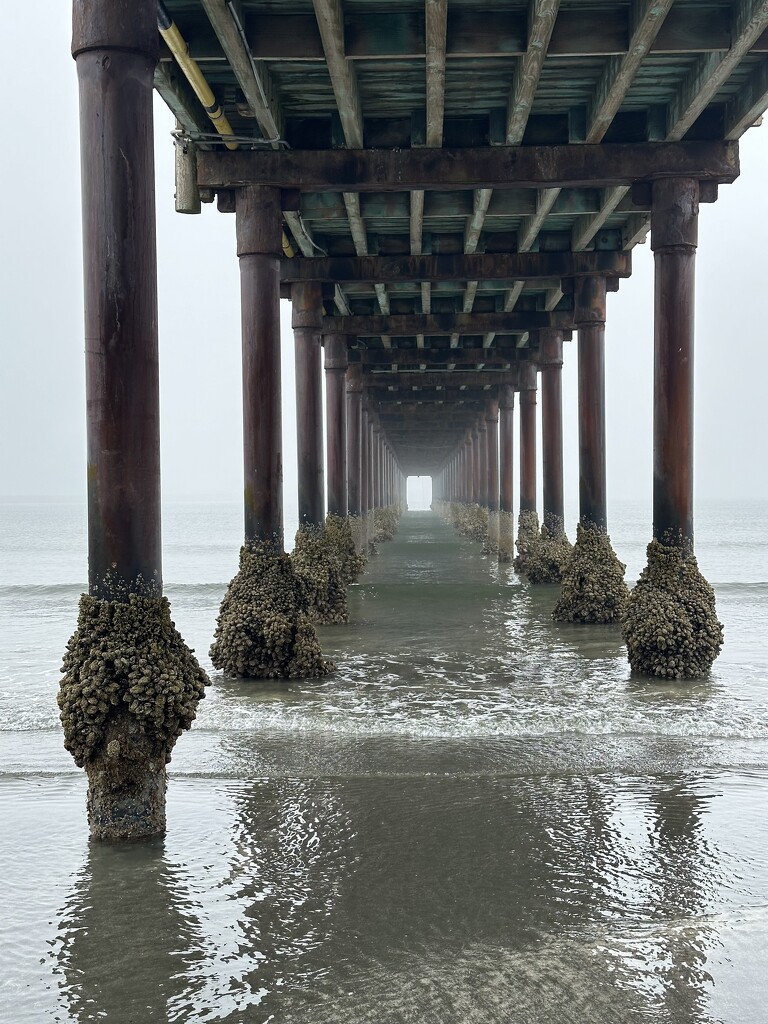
[325,311,573,335]
[586,0,674,144]
[725,56,768,137]
[573,2,761,251]
[365,372,516,389]
[199,0,283,141]
[197,141,739,192]
[237,8,767,60]
[461,2,559,315]
[153,64,210,139]
[426,0,448,147]
[358,347,524,366]
[312,0,364,148]
[311,0,388,317]
[283,250,631,284]
[507,1,561,144]
[666,0,768,142]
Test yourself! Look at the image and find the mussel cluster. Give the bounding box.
[210,542,333,678]
[58,593,208,769]
[291,523,350,625]
[622,538,723,678]
[552,521,629,623]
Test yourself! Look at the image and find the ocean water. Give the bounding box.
[2,499,768,1023]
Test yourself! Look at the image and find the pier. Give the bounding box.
[61,0,768,838]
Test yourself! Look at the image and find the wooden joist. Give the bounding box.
[232,8,768,61]
[197,141,739,192]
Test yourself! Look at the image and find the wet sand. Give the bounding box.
[3,510,768,1022]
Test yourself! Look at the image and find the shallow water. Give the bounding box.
[2,503,768,1022]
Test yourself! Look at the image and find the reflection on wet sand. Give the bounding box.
[41,514,767,1023]
[56,839,205,1022]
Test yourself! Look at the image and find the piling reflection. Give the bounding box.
[56,839,205,1023]
[216,779,354,1017]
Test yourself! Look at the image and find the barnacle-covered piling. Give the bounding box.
[452,502,487,542]
[622,539,723,678]
[374,505,401,543]
[291,523,349,624]
[210,542,333,678]
[482,511,500,557]
[498,511,515,563]
[552,522,628,623]
[520,524,573,584]
[58,591,208,840]
[327,513,367,581]
[513,509,541,576]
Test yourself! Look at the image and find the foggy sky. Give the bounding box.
[1,4,767,517]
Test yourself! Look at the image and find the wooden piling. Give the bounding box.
[325,335,348,517]
[346,364,363,517]
[238,185,284,544]
[575,277,608,531]
[519,369,537,515]
[540,330,565,536]
[292,281,325,527]
[486,400,499,514]
[499,385,515,516]
[74,0,162,599]
[651,178,697,547]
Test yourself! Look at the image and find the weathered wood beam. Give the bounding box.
[237,8,767,60]
[507,0,561,144]
[198,141,739,192]
[666,0,768,142]
[572,185,627,251]
[573,4,762,251]
[586,0,674,144]
[325,311,573,335]
[461,2,559,315]
[725,56,768,137]
[282,251,631,284]
[358,347,523,366]
[311,0,388,318]
[426,0,448,147]
[312,0,364,148]
[153,64,210,139]
[366,372,515,389]
[199,0,283,141]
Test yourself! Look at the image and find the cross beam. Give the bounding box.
[197,141,738,192]
[283,251,630,284]
[323,310,573,335]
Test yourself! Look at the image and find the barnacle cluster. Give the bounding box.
[325,513,367,582]
[450,503,488,542]
[622,538,723,678]
[374,505,401,543]
[58,593,207,769]
[291,523,349,625]
[482,511,500,557]
[517,524,573,584]
[552,521,629,623]
[513,509,541,576]
[210,541,333,678]
[497,511,515,563]
[347,514,369,560]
